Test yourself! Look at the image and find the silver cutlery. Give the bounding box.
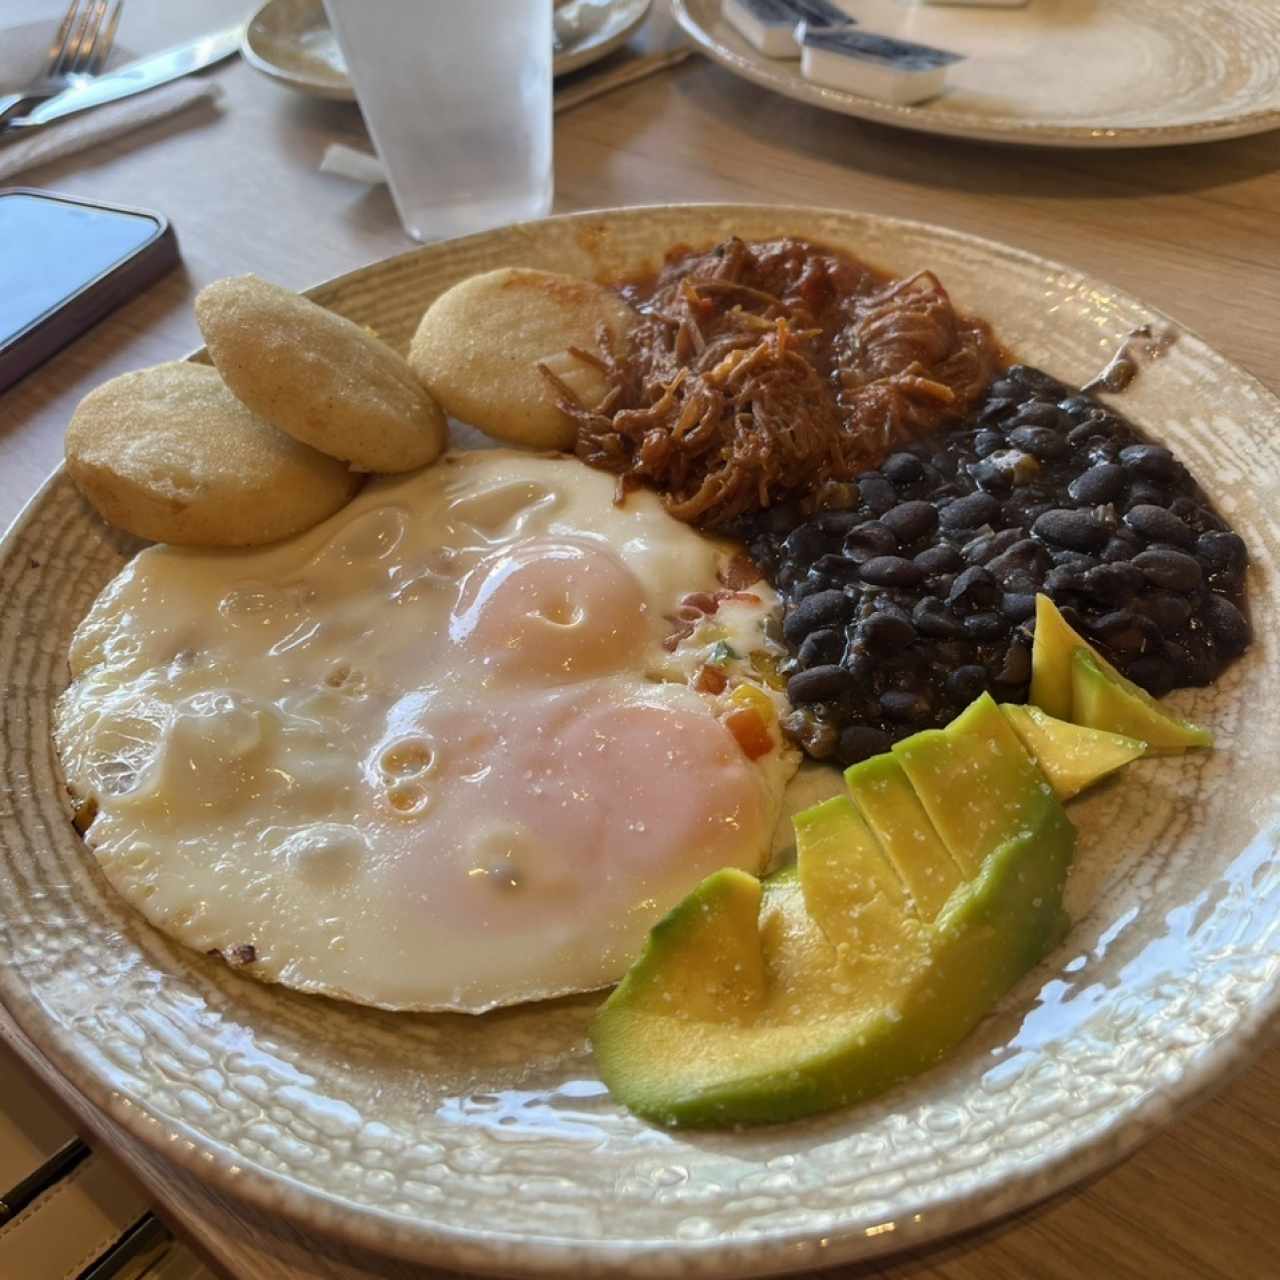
[0,0,122,129]
[2,26,241,135]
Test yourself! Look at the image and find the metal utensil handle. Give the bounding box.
[0,93,35,128]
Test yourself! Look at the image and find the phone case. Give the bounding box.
[0,188,179,394]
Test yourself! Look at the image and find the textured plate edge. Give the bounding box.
[239,0,652,97]
[671,0,1280,149]
[3,201,1280,1276]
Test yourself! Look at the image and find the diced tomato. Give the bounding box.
[723,706,772,760]
[693,664,727,694]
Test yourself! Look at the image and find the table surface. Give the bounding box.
[4,1,1280,1277]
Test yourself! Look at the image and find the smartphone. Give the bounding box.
[0,188,179,394]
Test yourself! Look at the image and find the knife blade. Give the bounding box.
[4,26,241,132]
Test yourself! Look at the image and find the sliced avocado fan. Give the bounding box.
[589,694,1075,1129]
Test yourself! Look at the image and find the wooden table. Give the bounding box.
[4,1,1280,1276]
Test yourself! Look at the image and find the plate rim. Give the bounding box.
[6,201,1280,1276]
[239,0,652,100]
[672,0,1280,149]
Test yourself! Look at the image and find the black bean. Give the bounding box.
[1001,592,1037,623]
[844,521,899,561]
[880,689,931,724]
[1197,530,1247,574]
[1101,532,1143,563]
[1033,508,1108,552]
[988,538,1051,585]
[1007,365,1068,398]
[1120,443,1183,484]
[1125,654,1177,698]
[1203,592,1251,655]
[882,452,926,486]
[986,377,1021,401]
[815,511,866,538]
[968,459,1014,494]
[792,577,826,600]
[858,474,898,515]
[859,612,915,655]
[1043,566,1084,595]
[881,501,938,543]
[913,597,964,639]
[946,665,990,705]
[1082,562,1144,606]
[858,556,926,588]
[1133,548,1202,592]
[963,533,997,564]
[964,611,1010,642]
[1089,610,1160,655]
[994,642,1032,686]
[1187,502,1225,533]
[915,544,964,575]
[1008,425,1069,460]
[1050,549,1099,572]
[940,492,1002,531]
[838,725,892,765]
[783,589,854,645]
[796,627,843,669]
[1069,464,1127,505]
[931,451,960,479]
[1000,570,1041,596]
[1124,504,1194,547]
[809,553,863,586]
[1138,591,1192,632]
[787,664,854,704]
[1067,421,1105,449]
[782,522,829,562]
[948,565,1001,609]
[1166,636,1216,687]
[979,398,1018,425]
[1058,395,1097,418]
[842,648,875,685]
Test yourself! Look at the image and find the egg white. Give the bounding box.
[56,451,798,1012]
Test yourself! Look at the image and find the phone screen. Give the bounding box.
[0,192,164,348]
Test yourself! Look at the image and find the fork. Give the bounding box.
[0,0,122,129]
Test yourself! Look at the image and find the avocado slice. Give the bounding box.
[1029,592,1082,720]
[1071,648,1213,754]
[844,753,963,921]
[892,693,1055,876]
[1000,702,1145,800]
[590,706,1076,1129]
[1029,594,1211,754]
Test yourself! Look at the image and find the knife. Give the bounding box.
[3,26,241,132]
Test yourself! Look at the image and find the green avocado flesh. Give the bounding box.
[589,695,1076,1129]
[1029,593,1212,753]
[844,752,961,921]
[1000,702,1146,801]
[1072,649,1214,753]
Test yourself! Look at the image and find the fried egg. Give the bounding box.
[55,451,797,1012]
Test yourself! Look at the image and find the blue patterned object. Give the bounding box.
[800,25,963,69]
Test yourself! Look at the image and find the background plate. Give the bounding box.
[674,0,1280,148]
[241,0,652,100]
[2,205,1280,1277]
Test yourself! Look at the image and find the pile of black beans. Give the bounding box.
[740,364,1252,767]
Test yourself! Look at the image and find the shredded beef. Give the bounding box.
[547,237,1004,528]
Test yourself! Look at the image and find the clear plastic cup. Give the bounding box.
[323,0,554,242]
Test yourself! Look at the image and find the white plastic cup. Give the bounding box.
[323,0,554,242]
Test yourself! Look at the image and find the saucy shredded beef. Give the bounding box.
[547,237,1004,528]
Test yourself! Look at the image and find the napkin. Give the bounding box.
[0,78,222,184]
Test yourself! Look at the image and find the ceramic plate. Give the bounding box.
[241,0,652,100]
[3,205,1280,1278]
[674,0,1280,148]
